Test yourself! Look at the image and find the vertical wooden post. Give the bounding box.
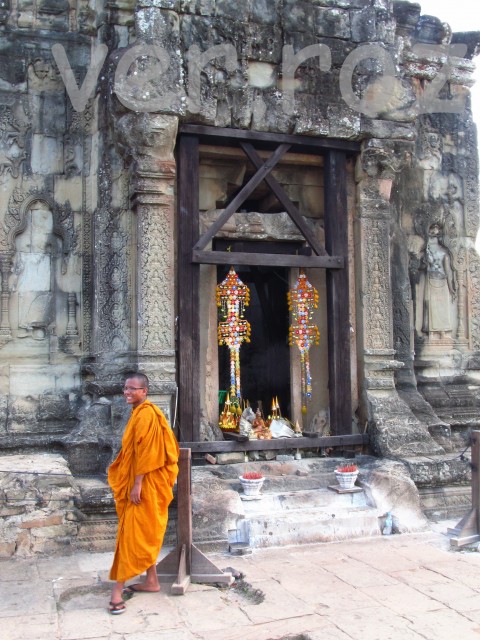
[323,150,352,436]
[156,449,234,594]
[177,135,200,442]
[449,430,480,547]
[171,448,192,594]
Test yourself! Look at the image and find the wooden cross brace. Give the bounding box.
[156,448,235,594]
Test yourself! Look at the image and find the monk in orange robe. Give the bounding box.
[107,373,179,614]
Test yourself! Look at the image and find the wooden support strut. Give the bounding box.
[156,448,234,594]
[449,430,480,548]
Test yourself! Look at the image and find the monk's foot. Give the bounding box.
[110,584,125,604]
[123,583,161,594]
[109,600,126,615]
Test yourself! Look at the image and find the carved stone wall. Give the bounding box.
[0,0,478,485]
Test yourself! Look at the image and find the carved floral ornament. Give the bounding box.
[114,113,178,167]
[360,141,412,180]
[0,104,29,180]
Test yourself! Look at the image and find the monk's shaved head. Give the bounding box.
[126,373,149,390]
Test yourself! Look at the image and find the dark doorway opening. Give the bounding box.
[217,263,291,418]
[214,240,302,419]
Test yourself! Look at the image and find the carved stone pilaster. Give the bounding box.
[131,162,176,355]
[356,141,404,390]
[115,113,179,399]
[0,253,13,345]
[468,246,480,352]
[356,140,443,457]
[453,243,468,345]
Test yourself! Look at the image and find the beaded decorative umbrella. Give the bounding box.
[216,267,251,399]
[287,272,320,414]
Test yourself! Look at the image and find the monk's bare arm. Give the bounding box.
[130,474,145,504]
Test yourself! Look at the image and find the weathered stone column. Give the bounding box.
[356,140,443,457]
[84,2,184,423]
[117,113,179,418]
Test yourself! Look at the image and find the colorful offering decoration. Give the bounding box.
[270,396,281,419]
[287,272,320,414]
[216,267,251,398]
[219,393,240,431]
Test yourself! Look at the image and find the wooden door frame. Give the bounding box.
[177,125,359,444]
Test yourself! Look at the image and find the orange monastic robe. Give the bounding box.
[108,400,179,582]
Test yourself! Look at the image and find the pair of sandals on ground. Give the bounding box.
[109,583,161,615]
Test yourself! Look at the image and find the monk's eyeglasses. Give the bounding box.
[123,386,145,392]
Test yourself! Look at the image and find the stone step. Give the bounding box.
[192,456,434,552]
[73,476,178,551]
[419,485,471,522]
[243,486,368,511]
[234,487,380,548]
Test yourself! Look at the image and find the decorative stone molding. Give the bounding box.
[94,205,131,356]
[116,113,178,174]
[0,0,10,25]
[468,246,480,351]
[0,104,29,179]
[362,218,392,353]
[452,241,468,345]
[2,189,75,256]
[0,252,13,345]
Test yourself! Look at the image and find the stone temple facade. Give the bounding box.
[1,0,480,555]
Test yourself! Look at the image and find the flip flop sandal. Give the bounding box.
[123,584,160,594]
[109,600,126,615]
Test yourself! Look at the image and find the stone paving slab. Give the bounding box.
[0,579,55,618]
[406,609,480,639]
[232,578,314,626]
[0,558,39,581]
[360,582,442,614]
[391,566,454,587]
[1,614,59,640]
[341,539,422,572]
[175,586,252,632]
[197,615,343,640]
[423,557,480,589]
[413,578,479,606]
[331,606,427,639]
[2,525,480,639]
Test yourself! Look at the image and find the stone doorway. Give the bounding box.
[177,127,357,443]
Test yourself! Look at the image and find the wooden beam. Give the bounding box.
[324,150,352,436]
[192,250,344,269]
[180,434,368,453]
[177,135,200,442]
[240,142,327,256]
[180,124,361,154]
[194,143,291,251]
